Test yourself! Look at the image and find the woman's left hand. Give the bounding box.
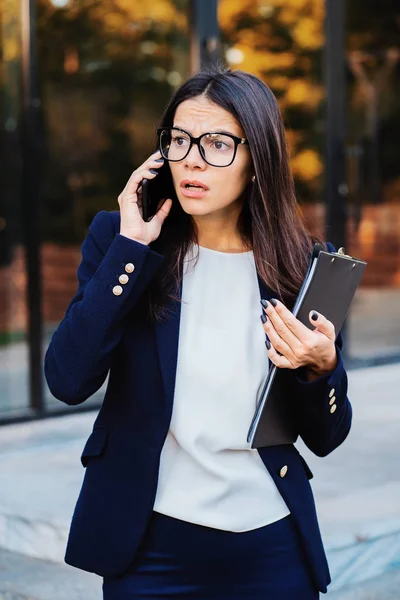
[260,299,338,379]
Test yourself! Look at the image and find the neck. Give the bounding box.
[192,201,249,253]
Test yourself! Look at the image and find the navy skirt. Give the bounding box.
[103,511,319,599]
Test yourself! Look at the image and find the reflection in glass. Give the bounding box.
[38,0,190,407]
[0,0,30,417]
[346,1,400,361]
[220,0,400,363]
[219,0,325,209]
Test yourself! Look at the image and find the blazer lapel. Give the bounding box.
[154,266,276,412]
[256,273,275,373]
[256,273,275,305]
[153,276,183,416]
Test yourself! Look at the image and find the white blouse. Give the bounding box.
[153,244,290,531]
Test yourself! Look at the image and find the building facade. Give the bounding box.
[1,0,399,422]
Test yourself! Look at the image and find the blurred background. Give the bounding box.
[0,1,399,598]
[1,0,400,421]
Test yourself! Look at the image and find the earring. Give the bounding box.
[251,175,256,183]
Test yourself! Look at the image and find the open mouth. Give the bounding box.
[181,180,209,191]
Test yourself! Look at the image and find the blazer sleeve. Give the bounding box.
[292,241,352,457]
[44,210,164,406]
[294,333,352,457]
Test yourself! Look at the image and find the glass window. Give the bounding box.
[220,0,400,363]
[219,0,326,239]
[345,0,400,362]
[39,0,190,408]
[0,0,30,419]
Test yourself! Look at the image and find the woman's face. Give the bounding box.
[168,96,253,219]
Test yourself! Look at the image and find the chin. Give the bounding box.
[180,205,210,216]
[178,197,213,215]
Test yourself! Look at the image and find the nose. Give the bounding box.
[183,141,207,170]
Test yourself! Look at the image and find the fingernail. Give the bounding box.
[260,299,268,308]
[155,158,164,163]
[265,338,271,350]
[270,298,278,307]
[149,169,159,175]
[311,311,318,321]
[260,313,267,324]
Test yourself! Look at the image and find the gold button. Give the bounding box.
[329,388,335,398]
[112,285,123,296]
[125,263,135,274]
[280,465,288,478]
[330,404,337,414]
[329,396,336,406]
[119,274,129,285]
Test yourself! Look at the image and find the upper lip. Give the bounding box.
[180,179,209,190]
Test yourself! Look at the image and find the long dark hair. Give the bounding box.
[147,66,317,322]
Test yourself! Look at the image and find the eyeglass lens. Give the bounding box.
[160,129,236,167]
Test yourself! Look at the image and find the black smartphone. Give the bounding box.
[140,161,176,222]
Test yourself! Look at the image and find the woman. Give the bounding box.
[45,67,351,599]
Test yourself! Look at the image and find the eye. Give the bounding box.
[204,134,233,152]
[213,140,229,151]
[171,135,189,147]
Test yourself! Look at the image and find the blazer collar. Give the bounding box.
[154,266,276,412]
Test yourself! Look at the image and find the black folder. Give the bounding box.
[247,246,367,449]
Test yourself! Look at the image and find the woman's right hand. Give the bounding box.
[118,150,173,245]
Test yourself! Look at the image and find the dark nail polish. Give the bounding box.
[270,298,278,307]
[155,158,164,162]
[265,338,271,350]
[260,313,267,324]
[149,169,159,175]
[260,299,268,308]
[311,311,318,321]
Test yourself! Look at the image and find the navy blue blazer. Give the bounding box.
[44,210,352,594]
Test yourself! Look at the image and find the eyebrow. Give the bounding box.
[172,125,239,137]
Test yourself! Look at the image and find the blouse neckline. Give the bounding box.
[198,245,253,256]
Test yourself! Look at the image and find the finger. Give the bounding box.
[137,150,163,172]
[262,318,296,362]
[309,311,336,340]
[262,301,303,353]
[154,198,173,223]
[129,163,162,193]
[120,168,160,200]
[121,154,163,196]
[265,340,292,369]
[263,298,312,343]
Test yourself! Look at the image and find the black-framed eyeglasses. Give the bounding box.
[157,127,249,168]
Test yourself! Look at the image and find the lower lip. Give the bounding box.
[180,186,208,199]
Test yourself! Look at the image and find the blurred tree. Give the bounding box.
[219,0,326,204]
[346,0,400,207]
[0,0,23,267]
[36,0,189,243]
[34,0,400,241]
[220,0,400,210]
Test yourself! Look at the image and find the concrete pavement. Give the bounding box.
[0,362,399,596]
[348,288,400,361]
[0,547,100,600]
[329,567,400,600]
[299,362,400,549]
